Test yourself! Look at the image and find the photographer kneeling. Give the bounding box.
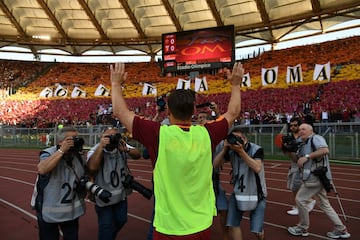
[287,123,350,239]
[87,127,141,240]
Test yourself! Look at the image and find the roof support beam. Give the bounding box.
[162,0,182,31]
[77,0,115,53]
[206,0,223,26]
[119,0,145,39]
[36,0,67,40]
[77,0,107,40]
[236,2,360,33]
[0,1,38,57]
[310,0,324,32]
[311,0,322,13]
[255,0,275,44]
[0,1,26,37]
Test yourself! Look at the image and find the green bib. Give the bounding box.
[153,125,216,235]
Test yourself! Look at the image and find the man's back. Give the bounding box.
[153,125,215,235]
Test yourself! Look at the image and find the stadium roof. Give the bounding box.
[0,0,359,59]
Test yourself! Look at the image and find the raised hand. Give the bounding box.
[226,62,244,86]
[110,62,127,85]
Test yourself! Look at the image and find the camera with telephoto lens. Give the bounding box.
[122,174,153,200]
[71,136,85,151]
[281,134,300,152]
[104,133,122,151]
[227,133,244,145]
[79,175,112,203]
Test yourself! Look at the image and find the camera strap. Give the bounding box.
[120,149,131,175]
[255,173,264,200]
[247,143,264,200]
[310,136,326,168]
[65,152,84,183]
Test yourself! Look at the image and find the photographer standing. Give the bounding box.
[213,126,266,240]
[282,117,316,216]
[288,123,350,238]
[31,127,86,240]
[87,127,141,240]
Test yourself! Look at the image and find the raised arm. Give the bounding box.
[110,62,136,133]
[37,137,73,175]
[222,62,244,127]
[87,135,109,173]
[213,144,228,169]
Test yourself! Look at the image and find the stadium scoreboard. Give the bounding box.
[161,25,235,74]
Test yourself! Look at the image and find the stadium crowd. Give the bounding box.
[0,36,359,127]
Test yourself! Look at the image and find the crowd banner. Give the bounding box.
[314,62,331,81]
[94,84,110,96]
[54,84,68,97]
[194,76,208,92]
[262,66,278,86]
[176,78,191,90]
[36,62,333,98]
[242,73,251,87]
[71,86,86,98]
[39,87,53,98]
[286,64,303,84]
[142,83,157,96]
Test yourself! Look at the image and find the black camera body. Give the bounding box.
[227,133,244,145]
[122,174,152,200]
[71,136,85,151]
[196,102,212,109]
[281,134,300,152]
[312,166,333,192]
[79,175,112,203]
[105,133,122,151]
[156,96,166,112]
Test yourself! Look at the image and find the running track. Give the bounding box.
[0,149,359,240]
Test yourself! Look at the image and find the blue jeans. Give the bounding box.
[95,199,128,240]
[37,213,79,240]
[146,207,154,240]
[227,193,266,234]
[216,184,228,211]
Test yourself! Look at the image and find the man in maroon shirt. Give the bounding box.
[110,62,244,240]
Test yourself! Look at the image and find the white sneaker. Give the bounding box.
[287,207,299,215]
[307,199,316,212]
[288,226,309,237]
[327,228,351,239]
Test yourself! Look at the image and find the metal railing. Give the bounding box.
[1,122,359,161]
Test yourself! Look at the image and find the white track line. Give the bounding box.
[0,198,37,220]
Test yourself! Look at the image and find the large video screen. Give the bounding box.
[162,25,235,73]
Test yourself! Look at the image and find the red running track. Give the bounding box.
[0,149,359,240]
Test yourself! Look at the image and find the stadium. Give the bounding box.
[0,0,360,239]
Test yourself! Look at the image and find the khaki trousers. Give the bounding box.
[295,177,345,231]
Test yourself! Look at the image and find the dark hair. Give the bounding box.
[289,117,302,124]
[230,125,249,135]
[167,89,195,121]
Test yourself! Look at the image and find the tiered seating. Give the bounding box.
[0,60,46,93]
[1,36,359,126]
[316,80,360,112]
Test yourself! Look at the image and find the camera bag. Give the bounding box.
[309,137,333,192]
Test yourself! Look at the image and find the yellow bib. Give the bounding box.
[153,125,216,235]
